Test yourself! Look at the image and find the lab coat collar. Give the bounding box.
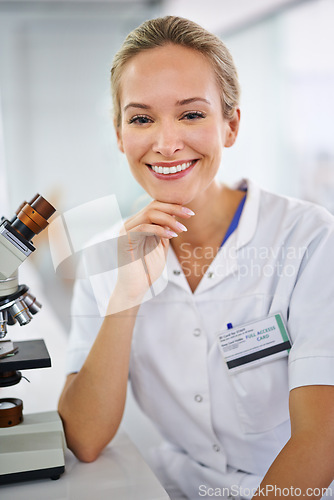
[165,178,261,294]
[234,178,260,250]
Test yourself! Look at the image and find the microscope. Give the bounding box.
[0,195,66,484]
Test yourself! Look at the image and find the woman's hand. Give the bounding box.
[109,200,194,312]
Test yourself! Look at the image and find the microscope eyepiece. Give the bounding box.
[12,194,55,241]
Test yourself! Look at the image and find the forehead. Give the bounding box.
[119,44,219,106]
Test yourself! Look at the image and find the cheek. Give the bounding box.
[121,130,149,160]
[187,124,223,152]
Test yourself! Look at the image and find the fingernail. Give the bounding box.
[182,207,195,216]
[176,222,187,232]
[166,230,178,238]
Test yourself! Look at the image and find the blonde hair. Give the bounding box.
[111,16,240,128]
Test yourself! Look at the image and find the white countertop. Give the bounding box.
[0,427,170,500]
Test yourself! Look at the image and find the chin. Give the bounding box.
[150,181,199,203]
[154,191,191,205]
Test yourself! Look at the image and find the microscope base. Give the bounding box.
[0,410,66,485]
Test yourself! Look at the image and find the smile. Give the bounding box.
[150,160,194,175]
[147,160,198,180]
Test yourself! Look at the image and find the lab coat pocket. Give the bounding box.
[229,357,290,434]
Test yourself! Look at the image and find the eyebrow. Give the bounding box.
[176,97,211,106]
[123,102,151,112]
[123,97,211,112]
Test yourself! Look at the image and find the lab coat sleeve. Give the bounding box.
[287,221,334,390]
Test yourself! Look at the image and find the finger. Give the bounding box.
[140,210,189,234]
[148,201,195,219]
[129,224,179,239]
[124,201,195,235]
[127,202,195,230]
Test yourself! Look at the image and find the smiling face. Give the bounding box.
[116,43,239,206]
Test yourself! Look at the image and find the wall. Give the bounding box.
[217,0,334,204]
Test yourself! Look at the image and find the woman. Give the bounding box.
[58,16,334,499]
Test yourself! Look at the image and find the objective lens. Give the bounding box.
[0,310,8,338]
[9,299,32,326]
[24,292,41,315]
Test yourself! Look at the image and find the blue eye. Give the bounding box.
[181,111,206,121]
[128,115,152,125]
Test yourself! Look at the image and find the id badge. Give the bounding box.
[217,313,291,372]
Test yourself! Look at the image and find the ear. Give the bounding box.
[114,118,124,153]
[224,108,240,148]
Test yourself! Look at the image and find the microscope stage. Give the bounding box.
[0,339,51,372]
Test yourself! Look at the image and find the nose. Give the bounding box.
[152,121,184,157]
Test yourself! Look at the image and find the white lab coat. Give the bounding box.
[66,179,334,499]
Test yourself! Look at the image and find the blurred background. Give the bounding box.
[0,0,333,455]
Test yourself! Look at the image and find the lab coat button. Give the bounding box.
[193,328,201,337]
[173,270,181,276]
[207,272,214,278]
[213,444,220,452]
[194,394,203,403]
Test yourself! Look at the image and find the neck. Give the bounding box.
[172,181,244,250]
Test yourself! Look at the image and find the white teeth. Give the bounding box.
[151,161,194,174]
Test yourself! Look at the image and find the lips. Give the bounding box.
[147,159,197,180]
